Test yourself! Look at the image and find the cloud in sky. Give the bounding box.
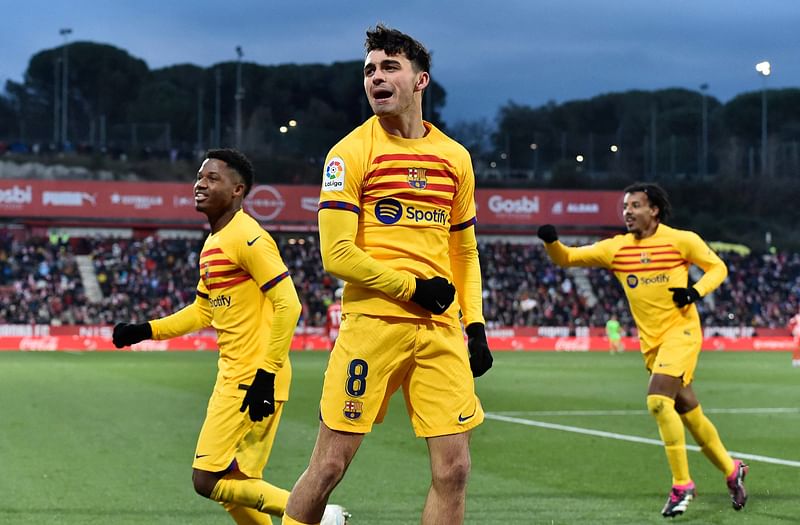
[3,0,798,125]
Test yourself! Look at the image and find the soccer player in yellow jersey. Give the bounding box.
[538,182,748,518]
[112,149,347,525]
[282,25,492,525]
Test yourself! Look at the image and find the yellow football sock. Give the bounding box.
[221,503,274,525]
[210,471,289,517]
[680,404,736,476]
[281,513,317,525]
[647,394,691,485]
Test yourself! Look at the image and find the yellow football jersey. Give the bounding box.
[545,223,727,350]
[150,210,293,399]
[318,116,480,326]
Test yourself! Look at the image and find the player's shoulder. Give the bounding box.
[427,122,472,161]
[658,223,703,244]
[225,210,270,243]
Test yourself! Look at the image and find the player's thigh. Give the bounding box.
[404,321,484,438]
[234,402,285,478]
[193,388,253,473]
[321,314,416,433]
[650,327,702,386]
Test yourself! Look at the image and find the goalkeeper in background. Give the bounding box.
[605,314,624,354]
[282,24,492,525]
[112,149,346,525]
[537,182,748,518]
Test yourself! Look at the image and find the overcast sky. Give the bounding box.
[3,1,798,125]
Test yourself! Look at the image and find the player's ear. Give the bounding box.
[415,71,430,92]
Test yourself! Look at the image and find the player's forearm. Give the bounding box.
[319,208,415,301]
[261,278,302,373]
[544,240,573,266]
[449,228,485,326]
[149,298,211,340]
[694,259,728,297]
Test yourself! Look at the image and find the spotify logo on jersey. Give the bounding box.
[375,198,403,225]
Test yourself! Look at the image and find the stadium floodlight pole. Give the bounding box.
[700,83,709,177]
[214,67,221,146]
[756,61,771,177]
[235,45,244,149]
[53,55,60,146]
[59,28,72,151]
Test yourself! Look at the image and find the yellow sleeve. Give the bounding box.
[318,207,415,301]
[544,239,614,269]
[683,232,728,296]
[449,226,484,326]
[149,292,211,339]
[260,276,301,374]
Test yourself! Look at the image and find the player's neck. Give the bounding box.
[207,206,240,234]
[377,110,427,139]
[634,221,660,240]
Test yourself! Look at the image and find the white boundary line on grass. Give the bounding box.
[485,412,800,468]
[492,407,800,417]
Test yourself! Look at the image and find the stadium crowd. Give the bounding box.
[1,233,798,330]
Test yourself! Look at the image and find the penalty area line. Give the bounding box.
[485,412,800,468]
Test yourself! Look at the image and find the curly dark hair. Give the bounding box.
[365,24,431,73]
[205,148,254,197]
[623,182,672,222]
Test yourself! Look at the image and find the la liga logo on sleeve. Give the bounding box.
[323,157,345,192]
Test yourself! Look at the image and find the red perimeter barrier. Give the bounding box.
[0,334,793,352]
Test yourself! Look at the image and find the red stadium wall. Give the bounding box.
[0,180,624,230]
[0,325,792,352]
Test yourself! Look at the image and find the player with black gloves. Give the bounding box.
[536,182,747,518]
[111,149,348,525]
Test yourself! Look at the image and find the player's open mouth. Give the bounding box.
[195,193,208,203]
[373,89,393,100]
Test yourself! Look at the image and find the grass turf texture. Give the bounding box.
[1,351,797,524]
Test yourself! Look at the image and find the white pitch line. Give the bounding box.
[492,407,800,417]
[485,412,800,468]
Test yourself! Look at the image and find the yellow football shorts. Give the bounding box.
[642,323,703,386]
[320,313,484,438]
[192,384,285,478]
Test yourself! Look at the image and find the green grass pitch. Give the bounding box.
[1,351,798,524]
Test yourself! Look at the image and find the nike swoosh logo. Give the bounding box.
[195,454,210,459]
[458,409,476,423]
[247,236,261,246]
[436,301,447,310]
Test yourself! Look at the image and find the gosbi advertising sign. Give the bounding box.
[0,180,623,230]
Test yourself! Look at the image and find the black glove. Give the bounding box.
[411,276,455,315]
[112,322,152,348]
[537,224,558,243]
[668,286,701,308]
[466,323,493,378]
[240,369,275,422]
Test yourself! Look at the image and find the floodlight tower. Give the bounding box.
[755,61,771,176]
[60,28,72,150]
[235,46,244,148]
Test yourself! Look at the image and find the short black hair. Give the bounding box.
[205,148,254,197]
[365,24,431,73]
[623,182,671,222]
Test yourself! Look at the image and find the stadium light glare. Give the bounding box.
[610,145,619,153]
[279,126,289,133]
[529,143,538,150]
[289,119,297,127]
[576,154,584,163]
[755,61,771,76]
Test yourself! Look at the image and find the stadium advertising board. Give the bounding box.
[0,325,792,352]
[0,180,623,228]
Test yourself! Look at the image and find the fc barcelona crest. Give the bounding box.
[343,400,363,420]
[640,252,651,264]
[407,168,427,189]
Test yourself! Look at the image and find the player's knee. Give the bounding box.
[192,469,219,499]
[646,394,670,418]
[432,456,471,492]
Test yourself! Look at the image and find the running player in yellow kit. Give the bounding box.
[112,149,346,525]
[538,182,748,518]
[282,25,493,525]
